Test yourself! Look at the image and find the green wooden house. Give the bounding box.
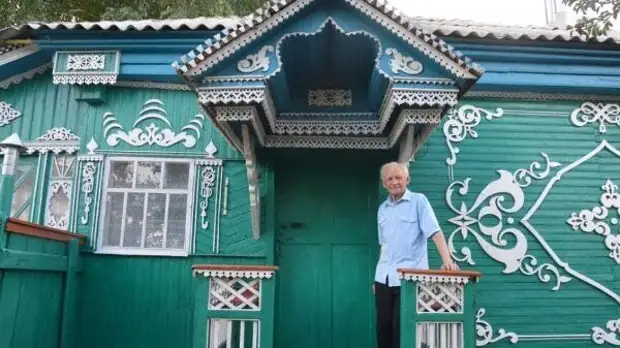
[0,0,619,347]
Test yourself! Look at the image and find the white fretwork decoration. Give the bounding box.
[0,101,22,126]
[25,127,80,154]
[103,99,205,148]
[446,153,571,291]
[208,277,262,311]
[476,308,519,346]
[592,318,620,346]
[308,89,352,107]
[237,45,274,73]
[45,156,75,230]
[416,281,463,313]
[385,48,423,75]
[195,141,224,254]
[78,138,103,232]
[67,54,105,71]
[444,104,504,181]
[570,102,620,134]
[449,140,620,307]
[567,179,620,263]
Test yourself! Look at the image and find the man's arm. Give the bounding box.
[431,231,459,271]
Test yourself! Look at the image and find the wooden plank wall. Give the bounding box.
[0,216,86,348]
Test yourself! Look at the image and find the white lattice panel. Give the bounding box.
[209,277,262,311]
[416,281,463,313]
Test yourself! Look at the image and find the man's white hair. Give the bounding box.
[380,161,409,180]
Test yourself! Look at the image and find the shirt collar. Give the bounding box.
[385,189,413,206]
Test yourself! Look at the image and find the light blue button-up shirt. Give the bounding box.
[374,189,441,287]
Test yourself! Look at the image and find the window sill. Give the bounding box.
[93,247,189,257]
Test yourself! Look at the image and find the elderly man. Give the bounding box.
[373,161,458,348]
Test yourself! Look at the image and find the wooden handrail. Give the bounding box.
[397,268,481,279]
[5,218,87,245]
[192,264,279,272]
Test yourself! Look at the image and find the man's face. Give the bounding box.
[382,165,410,197]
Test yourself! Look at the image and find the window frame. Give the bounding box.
[96,156,196,257]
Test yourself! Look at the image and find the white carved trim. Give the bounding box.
[24,127,81,155]
[308,89,352,107]
[103,99,205,148]
[395,77,455,85]
[389,109,442,147]
[385,48,423,75]
[443,104,504,182]
[274,120,382,136]
[465,90,620,102]
[176,0,480,80]
[476,308,519,346]
[570,102,620,134]
[378,88,458,134]
[567,179,620,264]
[77,138,103,227]
[45,156,75,230]
[53,74,117,85]
[520,140,620,304]
[67,54,106,71]
[203,75,265,83]
[0,63,52,89]
[214,106,267,145]
[0,44,39,65]
[279,112,375,119]
[592,318,620,345]
[193,269,275,279]
[237,45,274,73]
[178,0,313,75]
[268,17,390,81]
[344,0,478,79]
[198,87,264,104]
[114,81,190,91]
[446,153,571,291]
[208,277,262,311]
[400,273,471,284]
[265,135,389,149]
[0,101,22,127]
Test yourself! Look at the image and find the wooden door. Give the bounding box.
[274,154,380,348]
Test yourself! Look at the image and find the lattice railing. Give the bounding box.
[398,269,481,348]
[192,265,278,348]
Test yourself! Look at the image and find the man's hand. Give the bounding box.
[441,262,460,271]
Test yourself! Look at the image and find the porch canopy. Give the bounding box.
[174,0,483,158]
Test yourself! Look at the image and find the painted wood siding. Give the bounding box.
[410,98,619,347]
[0,77,267,258]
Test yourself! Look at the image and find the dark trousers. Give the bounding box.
[375,280,400,348]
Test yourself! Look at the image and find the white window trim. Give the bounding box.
[95,156,195,257]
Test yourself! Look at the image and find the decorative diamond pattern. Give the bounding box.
[416,282,463,313]
[209,277,262,311]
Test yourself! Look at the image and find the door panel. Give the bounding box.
[275,155,379,348]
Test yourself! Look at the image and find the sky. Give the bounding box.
[389,0,578,27]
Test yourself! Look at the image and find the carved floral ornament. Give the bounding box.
[570,102,620,133]
[0,101,22,127]
[443,106,620,345]
[385,48,423,75]
[103,99,205,148]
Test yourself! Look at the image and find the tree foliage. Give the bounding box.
[0,0,263,27]
[562,0,620,38]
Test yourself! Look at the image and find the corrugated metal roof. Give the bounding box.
[0,17,244,40]
[2,10,620,45]
[409,16,620,44]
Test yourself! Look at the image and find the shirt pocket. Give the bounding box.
[399,216,421,244]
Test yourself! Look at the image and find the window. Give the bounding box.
[6,157,37,221]
[98,157,195,256]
